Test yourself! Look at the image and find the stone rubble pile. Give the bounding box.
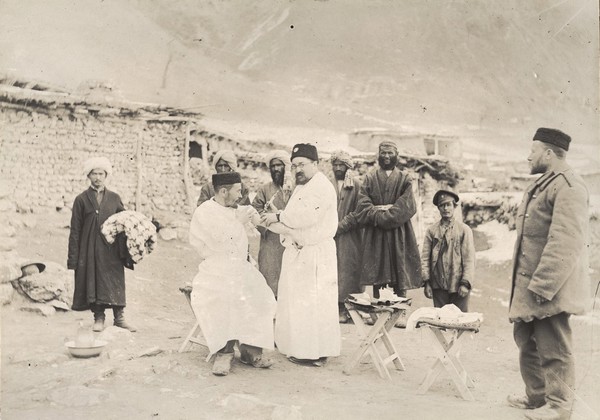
[0,190,73,312]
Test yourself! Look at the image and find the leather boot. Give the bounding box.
[92,311,105,332]
[112,307,137,332]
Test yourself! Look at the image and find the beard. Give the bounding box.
[295,172,308,185]
[378,155,398,170]
[333,169,347,181]
[530,160,548,175]
[271,169,285,186]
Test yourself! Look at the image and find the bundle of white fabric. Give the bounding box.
[101,210,157,263]
[405,304,484,331]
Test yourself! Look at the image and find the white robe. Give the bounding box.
[189,199,276,356]
[275,171,340,359]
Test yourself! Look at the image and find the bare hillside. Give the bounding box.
[1,0,598,157]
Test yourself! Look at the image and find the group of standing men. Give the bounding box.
[188,139,472,376]
[67,127,591,420]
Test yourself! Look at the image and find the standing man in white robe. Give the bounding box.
[189,172,276,376]
[261,143,340,367]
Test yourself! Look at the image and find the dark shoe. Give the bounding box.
[92,312,105,332]
[313,357,328,367]
[212,352,234,376]
[288,356,325,367]
[507,395,545,410]
[240,354,273,369]
[524,404,569,420]
[339,311,351,324]
[112,307,137,332]
[92,318,105,332]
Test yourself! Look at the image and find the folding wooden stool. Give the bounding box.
[343,299,410,379]
[178,286,208,353]
[416,320,480,401]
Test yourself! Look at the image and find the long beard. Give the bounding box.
[378,155,398,170]
[271,170,285,186]
[333,170,347,181]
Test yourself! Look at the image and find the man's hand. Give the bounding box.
[260,212,278,226]
[457,285,470,298]
[423,281,432,299]
[374,204,392,211]
[235,206,254,225]
[533,293,549,305]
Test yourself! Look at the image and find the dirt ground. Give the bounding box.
[1,212,599,420]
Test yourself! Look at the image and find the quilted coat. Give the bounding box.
[509,168,591,322]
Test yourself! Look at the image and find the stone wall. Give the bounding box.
[0,105,190,215]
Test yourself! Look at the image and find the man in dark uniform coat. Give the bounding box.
[507,128,590,420]
[68,157,136,332]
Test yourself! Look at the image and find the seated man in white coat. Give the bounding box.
[189,172,277,376]
[261,143,340,367]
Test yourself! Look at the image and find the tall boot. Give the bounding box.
[91,305,105,332]
[112,306,137,332]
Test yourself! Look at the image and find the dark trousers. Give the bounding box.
[513,313,574,409]
[432,289,469,312]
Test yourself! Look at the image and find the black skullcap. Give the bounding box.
[212,172,241,188]
[533,128,571,151]
[291,143,319,162]
[433,189,459,206]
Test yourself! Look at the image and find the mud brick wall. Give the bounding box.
[0,106,188,215]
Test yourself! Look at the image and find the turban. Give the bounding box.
[212,150,238,170]
[291,143,319,162]
[212,172,241,188]
[533,127,571,151]
[83,157,112,177]
[264,150,291,168]
[378,141,398,151]
[433,189,459,206]
[330,150,353,168]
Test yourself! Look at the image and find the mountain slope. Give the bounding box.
[1,0,597,157]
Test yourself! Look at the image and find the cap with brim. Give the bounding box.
[433,190,459,206]
[533,128,571,151]
[212,172,241,188]
[291,143,318,161]
[20,261,46,277]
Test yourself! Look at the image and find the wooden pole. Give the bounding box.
[414,173,424,245]
[135,125,143,211]
[183,122,193,212]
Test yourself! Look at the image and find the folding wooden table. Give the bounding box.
[416,319,481,401]
[343,298,411,379]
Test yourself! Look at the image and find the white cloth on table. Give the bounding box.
[405,304,484,331]
[189,199,276,356]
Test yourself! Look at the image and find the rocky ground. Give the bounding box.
[1,212,599,420]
